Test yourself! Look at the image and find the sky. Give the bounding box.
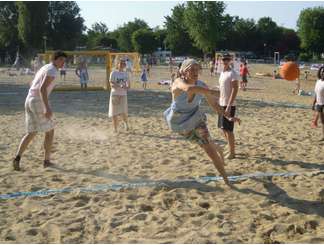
[76,1,324,31]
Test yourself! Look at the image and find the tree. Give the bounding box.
[164,4,201,56]
[256,17,282,55]
[0,2,19,62]
[153,27,167,50]
[85,22,118,49]
[230,17,259,51]
[183,1,227,53]
[275,28,300,55]
[115,18,149,51]
[297,7,324,57]
[90,22,108,34]
[47,1,85,50]
[16,2,48,53]
[131,28,158,54]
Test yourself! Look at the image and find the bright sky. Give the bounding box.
[77,1,324,31]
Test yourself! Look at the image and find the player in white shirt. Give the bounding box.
[311,66,324,140]
[108,58,130,133]
[12,51,67,171]
[218,53,240,159]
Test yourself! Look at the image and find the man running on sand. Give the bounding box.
[12,51,67,171]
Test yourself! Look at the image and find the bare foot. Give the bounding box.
[311,121,318,128]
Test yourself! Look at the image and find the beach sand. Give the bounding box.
[0,65,323,243]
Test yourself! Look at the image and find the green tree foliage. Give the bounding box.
[16,1,48,53]
[153,27,167,50]
[131,28,158,54]
[0,2,19,60]
[115,18,149,51]
[91,22,108,34]
[183,1,227,53]
[297,7,324,56]
[47,1,85,50]
[275,28,300,55]
[164,4,201,56]
[85,22,119,50]
[256,17,282,52]
[231,17,260,52]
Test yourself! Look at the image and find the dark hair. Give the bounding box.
[222,53,232,61]
[318,66,324,80]
[53,50,67,60]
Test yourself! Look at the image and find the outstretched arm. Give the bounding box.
[206,94,241,124]
[175,78,219,97]
[206,93,222,115]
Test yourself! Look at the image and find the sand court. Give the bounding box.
[1,65,324,243]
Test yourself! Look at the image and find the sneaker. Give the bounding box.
[43,160,54,168]
[225,153,235,160]
[13,156,21,171]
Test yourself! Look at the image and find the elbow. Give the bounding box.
[185,86,193,93]
[40,85,47,95]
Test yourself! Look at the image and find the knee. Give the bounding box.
[46,129,54,136]
[27,131,37,137]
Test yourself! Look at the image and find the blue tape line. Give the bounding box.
[1,170,323,200]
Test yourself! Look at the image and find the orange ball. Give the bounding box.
[280,62,300,81]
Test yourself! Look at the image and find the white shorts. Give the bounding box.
[25,96,54,133]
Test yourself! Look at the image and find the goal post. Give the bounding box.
[38,50,141,90]
[274,52,280,65]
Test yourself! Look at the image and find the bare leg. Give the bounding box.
[311,112,319,128]
[223,130,235,159]
[112,115,118,132]
[13,132,37,170]
[121,113,129,131]
[227,132,235,156]
[201,142,229,185]
[16,132,37,157]
[44,129,54,161]
[321,112,324,140]
[222,130,229,151]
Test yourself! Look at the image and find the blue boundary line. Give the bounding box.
[1,170,323,200]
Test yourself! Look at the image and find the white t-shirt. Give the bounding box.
[28,63,58,98]
[315,79,324,105]
[218,69,239,106]
[110,70,129,96]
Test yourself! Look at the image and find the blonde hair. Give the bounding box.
[115,57,126,70]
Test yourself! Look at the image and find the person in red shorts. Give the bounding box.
[239,61,250,91]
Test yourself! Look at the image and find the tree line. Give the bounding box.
[0,1,323,63]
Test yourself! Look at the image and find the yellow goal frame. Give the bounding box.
[38,50,141,90]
